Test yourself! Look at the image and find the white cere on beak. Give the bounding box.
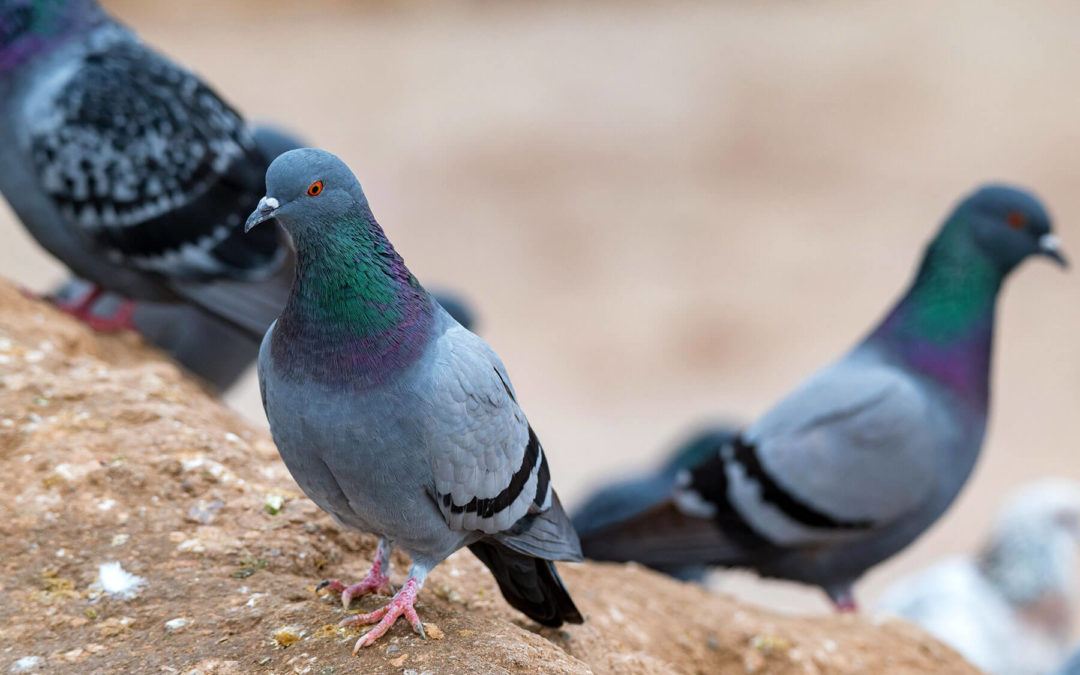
[259,196,280,211]
[1039,233,1062,253]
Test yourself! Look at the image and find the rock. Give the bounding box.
[10,656,42,672]
[186,499,225,525]
[0,281,979,674]
[272,626,302,648]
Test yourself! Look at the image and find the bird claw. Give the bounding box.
[52,285,136,333]
[316,574,394,608]
[343,577,424,652]
[80,300,136,333]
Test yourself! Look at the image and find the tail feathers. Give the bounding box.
[468,540,583,627]
[50,277,259,392]
[168,255,293,342]
[572,473,672,539]
[132,300,259,391]
[498,493,582,562]
[578,500,775,570]
[572,425,740,538]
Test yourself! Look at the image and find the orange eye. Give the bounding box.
[307,180,324,197]
[1006,211,1026,229]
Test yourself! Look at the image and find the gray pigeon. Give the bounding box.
[879,480,1080,675]
[0,0,291,338]
[246,149,583,651]
[577,185,1067,610]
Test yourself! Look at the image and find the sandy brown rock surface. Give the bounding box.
[0,281,977,674]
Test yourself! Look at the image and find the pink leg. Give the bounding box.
[52,286,136,333]
[341,575,426,652]
[826,583,858,613]
[81,298,137,333]
[835,597,858,613]
[317,539,393,608]
[53,285,104,318]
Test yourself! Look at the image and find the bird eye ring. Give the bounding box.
[1006,211,1026,229]
[307,180,324,197]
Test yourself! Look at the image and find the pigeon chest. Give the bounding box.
[260,356,435,534]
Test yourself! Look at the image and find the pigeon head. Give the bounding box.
[245,148,369,240]
[978,480,1080,615]
[958,184,1066,272]
[873,185,1065,399]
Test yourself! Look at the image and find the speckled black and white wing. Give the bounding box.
[21,36,282,281]
[426,325,555,537]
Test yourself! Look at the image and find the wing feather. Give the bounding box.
[426,326,552,535]
[722,361,937,546]
[23,37,282,280]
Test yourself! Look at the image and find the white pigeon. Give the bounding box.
[878,480,1080,675]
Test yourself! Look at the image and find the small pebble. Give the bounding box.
[185,500,224,525]
[176,539,204,553]
[164,617,189,632]
[62,649,85,663]
[264,493,286,515]
[11,656,42,672]
[423,624,444,640]
[273,626,302,647]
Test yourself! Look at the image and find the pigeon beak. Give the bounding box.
[245,196,280,233]
[1038,233,1068,268]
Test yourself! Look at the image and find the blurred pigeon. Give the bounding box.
[572,426,740,582]
[879,480,1080,675]
[577,185,1067,610]
[247,149,582,651]
[1056,648,1080,675]
[0,0,293,337]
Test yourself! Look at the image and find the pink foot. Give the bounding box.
[52,286,136,333]
[341,577,425,652]
[826,584,858,613]
[317,573,393,608]
[81,299,136,333]
[316,540,393,608]
[835,598,858,613]
[53,284,103,318]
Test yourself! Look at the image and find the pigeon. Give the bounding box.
[246,148,583,652]
[577,185,1067,610]
[572,426,740,582]
[878,480,1080,675]
[0,0,292,338]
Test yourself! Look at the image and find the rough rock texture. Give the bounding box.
[0,281,976,674]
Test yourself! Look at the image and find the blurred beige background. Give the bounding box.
[2,0,1078,615]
